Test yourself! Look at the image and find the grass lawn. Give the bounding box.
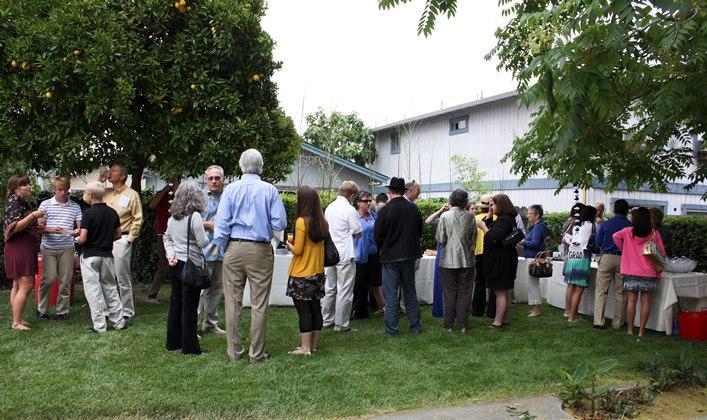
[1,286,705,418]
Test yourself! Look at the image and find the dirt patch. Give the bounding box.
[637,387,707,419]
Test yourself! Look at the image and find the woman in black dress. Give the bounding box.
[4,175,45,331]
[476,194,518,328]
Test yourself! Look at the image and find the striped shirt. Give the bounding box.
[39,197,82,249]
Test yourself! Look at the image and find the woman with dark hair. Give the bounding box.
[522,204,549,317]
[352,190,378,319]
[649,207,671,257]
[285,186,328,355]
[4,175,45,331]
[436,189,476,332]
[563,205,597,323]
[561,202,585,316]
[163,181,209,354]
[613,207,665,337]
[477,194,518,328]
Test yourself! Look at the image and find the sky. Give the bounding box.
[261,0,517,132]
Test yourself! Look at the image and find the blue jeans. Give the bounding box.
[382,260,421,335]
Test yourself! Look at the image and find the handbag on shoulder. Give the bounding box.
[503,227,525,249]
[528,251,553,278]
[643,232,666,272]
[180,214,212,289]
[324,233,340,267]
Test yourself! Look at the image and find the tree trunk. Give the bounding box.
[130,155,146,196]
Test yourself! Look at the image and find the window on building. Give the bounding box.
[449,116,469,135]
[390,131,400,155]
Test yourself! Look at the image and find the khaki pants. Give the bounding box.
[321,259,356,330]
[80,256,125,332]
[593,254,626,329]
[222,242,273,362]
[198,260,224,329]
[38,247,75,315]
[112,235,135,318]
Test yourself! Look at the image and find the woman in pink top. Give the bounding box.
[612,207,666,337]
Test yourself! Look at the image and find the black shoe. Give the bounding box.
[55,314,68,321]
[36,310,49,320]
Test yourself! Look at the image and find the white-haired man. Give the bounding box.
[98,164,142,321]
[212,149,287,363]
[198,165,226,334]
[76,182,126,333]
[322,180,362,332]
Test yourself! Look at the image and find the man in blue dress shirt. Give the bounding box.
[211,149,287,363]
[593,199,631,329]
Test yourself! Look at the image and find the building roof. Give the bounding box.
[300,142,390,184]
[373,90,518,132]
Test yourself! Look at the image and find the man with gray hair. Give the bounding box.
[76,182,126,333]
[98,164,143,321]
[212,149,287,363]
[404,180,421,202]
[198,165,226,334]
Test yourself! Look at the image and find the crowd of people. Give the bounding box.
[3,148,672,358]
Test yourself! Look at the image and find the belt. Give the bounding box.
[603,251,621,255]
[229,238,270,244]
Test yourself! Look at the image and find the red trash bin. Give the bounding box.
[678,310,707,342]
[34,254,77,306]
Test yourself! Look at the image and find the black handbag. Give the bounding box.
[528,251,553,278]
[586,222,601,254]
[503,227,525,249]
[180,214,212,289]
[324,233,340,267]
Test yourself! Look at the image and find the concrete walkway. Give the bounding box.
[369,395,572,419]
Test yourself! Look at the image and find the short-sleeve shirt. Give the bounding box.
[325,196,362,263]
[39,197,82,249]
[81,203,120,258]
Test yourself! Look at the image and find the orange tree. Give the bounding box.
[0,0,300,192]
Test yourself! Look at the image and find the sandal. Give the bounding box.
[287,348,312,356]
[11,324,30,331]
[489,323,503,329]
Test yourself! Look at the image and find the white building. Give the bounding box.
[372,91,707,216]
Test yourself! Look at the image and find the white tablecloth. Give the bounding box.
[242,254,706,334]
[521,258,707,334]
[243,254,438,307]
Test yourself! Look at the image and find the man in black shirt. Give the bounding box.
[76,182,126,333]
[374,177,424,335]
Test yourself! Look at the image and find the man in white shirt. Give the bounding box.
[37,177,82,320]
[322,181,362,332]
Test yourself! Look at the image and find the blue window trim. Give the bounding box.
[682,204,707,216]
[449,115,469,135]
[390,131,400,155]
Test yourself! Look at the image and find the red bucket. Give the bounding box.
[677,310,707,342]
[34,255,77,306]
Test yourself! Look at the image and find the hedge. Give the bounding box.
[1,195,705,288]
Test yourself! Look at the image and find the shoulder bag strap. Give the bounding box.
[186,213,192,261]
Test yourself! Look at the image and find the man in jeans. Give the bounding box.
[37,177,82,320]
[322,181,362,332]
[374,177,423,335]
[199,165,226,334]
[593,199,631,329]
[76,182,126,333]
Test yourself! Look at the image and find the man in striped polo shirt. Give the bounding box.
[37,177,82,320]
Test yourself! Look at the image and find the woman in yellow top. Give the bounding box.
[285,186,328,356]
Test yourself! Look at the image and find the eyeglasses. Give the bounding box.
[360,199,372,203]
[207,176,222,181]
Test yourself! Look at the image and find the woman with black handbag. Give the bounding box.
[476,194,519,329]
[284,186,328,356]
[163,181,209,355]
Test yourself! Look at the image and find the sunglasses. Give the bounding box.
[359,199,372,203]
[207,176,222,181]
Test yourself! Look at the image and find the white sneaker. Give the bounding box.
[204,325,227,335]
